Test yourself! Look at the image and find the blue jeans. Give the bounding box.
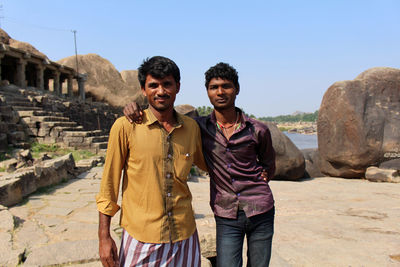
[215,207,275,267]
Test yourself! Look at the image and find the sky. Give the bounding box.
[1,0,399,117]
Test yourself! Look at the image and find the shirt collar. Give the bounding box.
[209,107,250,125]
[143,108,183,128]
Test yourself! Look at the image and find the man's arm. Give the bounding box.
[98,212,119,267]
[257,126,276,182]
[96,118,130,267]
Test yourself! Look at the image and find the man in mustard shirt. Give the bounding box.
[96,56,207,267]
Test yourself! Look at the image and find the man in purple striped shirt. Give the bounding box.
[125,62,276,267]
[197,62,275,267]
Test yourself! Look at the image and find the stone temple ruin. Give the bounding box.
[0,43,86,100]
[0,41,122,153]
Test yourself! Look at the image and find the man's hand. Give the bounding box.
[123,101,143,124]
[261,170,270,183]
[99,212,120,267]
[99,235,119,267]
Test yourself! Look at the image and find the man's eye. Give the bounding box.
[148,83,158,88]
[222,84,233,89]
[163,82,172,87]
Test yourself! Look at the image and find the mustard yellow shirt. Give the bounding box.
[96,108,207,243]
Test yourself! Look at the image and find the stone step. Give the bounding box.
[62,129,106,138]
[12,106,42,111]
[88,135,109,143]
[41,121,78,128]
[86,130,105,137]
[0,94,32,103]
[92,142,108,150]
[5,101,35,107]
[12,142,31,149]
[17,110,64,117]
[33,116,71,122]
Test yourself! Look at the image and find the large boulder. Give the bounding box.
[302,148,323,178]
[265,122,305,180]
[58,54,146,107]
[0,28,11,44]
[318,67,400,178]
[9,39,47,58]
[175,104,199,119]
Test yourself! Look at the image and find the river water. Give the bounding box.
[284,132,318,150]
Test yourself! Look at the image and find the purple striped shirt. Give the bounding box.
[196,109,275,219]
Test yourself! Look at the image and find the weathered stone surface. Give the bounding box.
[175,104,199,119]
[0,133,7,151]
[302,148,323,178]
[13,220,48,250]
[265,122,305,180]
[34,153,75,188]
[0,209,14,232]
[318,67,400,178]
[0,231,23,266]
[365,166,400,183]
[380,158,400,170]
[0,158,18,172]
[24,239,99,266]
[0,154,76,207]
[0,170,36,206]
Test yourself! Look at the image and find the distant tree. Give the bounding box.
[259,110,319,123]
[197,106,213,116]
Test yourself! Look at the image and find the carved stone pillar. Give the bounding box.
[78,74,87,101]
[36,65,44,90]
[0,53,4,81]
[67,75,73,97]
[16,59,27,88]
[53,71,60,95]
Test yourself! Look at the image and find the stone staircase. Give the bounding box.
[0,85,110,153]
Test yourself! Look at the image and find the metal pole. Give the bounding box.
[72,30,79,74]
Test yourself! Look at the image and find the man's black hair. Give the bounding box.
[138,56,181,87]
[204,62,239,90]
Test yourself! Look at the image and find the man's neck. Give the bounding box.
[149,106,177,131]
[214,106,237,125]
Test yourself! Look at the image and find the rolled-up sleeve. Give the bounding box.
[96,118,129,216]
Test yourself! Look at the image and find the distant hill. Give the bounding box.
[58,54,147,107]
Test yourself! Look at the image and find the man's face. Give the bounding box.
[142,74,180,112]
[207,78,238,110]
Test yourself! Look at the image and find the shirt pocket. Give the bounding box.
[174,151,194,181]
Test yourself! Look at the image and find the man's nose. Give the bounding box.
[156,85,167,94]
[216,87,224,95]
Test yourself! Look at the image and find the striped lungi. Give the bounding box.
[119,229,201,267]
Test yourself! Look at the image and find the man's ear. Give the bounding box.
[176,82,180,94]
[236,87,240,95]
[141,87,147,96]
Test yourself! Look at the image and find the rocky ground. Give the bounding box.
[1,167,400,266]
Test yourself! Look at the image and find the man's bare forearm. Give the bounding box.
[98,212,112,239]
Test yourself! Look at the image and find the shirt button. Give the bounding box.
[226,148,230,152]
[166,173,171,178]
[227,164,231,168]
[167,192,171,197]
[168,212,172,216]
[232,178,235,182]
[167,154,172,159]
[237,193,241,196]
[167,135,171,140]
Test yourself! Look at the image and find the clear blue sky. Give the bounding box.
[2,0,399,117]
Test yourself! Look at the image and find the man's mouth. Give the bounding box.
[215,98,227,103]
[154,95,170,102]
